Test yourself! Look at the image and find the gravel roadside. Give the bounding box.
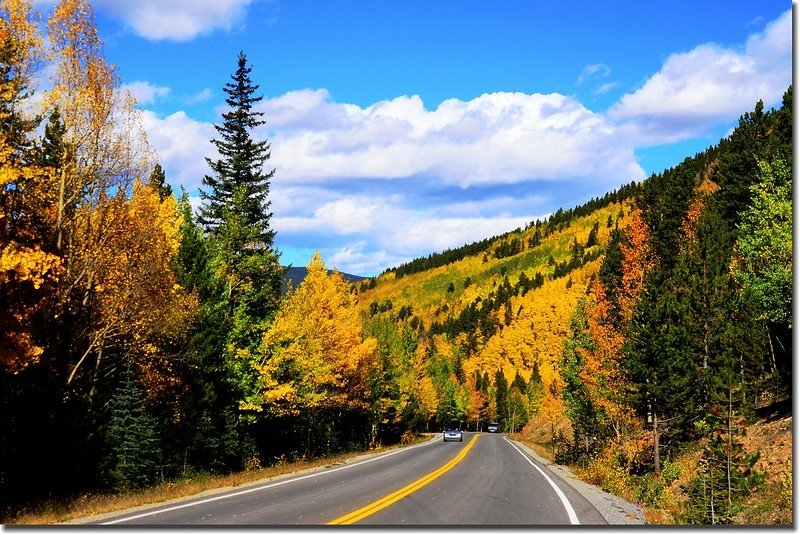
[510,439,646,525]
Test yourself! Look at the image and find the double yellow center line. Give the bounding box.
[327,434,480,525]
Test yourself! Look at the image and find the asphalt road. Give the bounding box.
[95,432,607,526]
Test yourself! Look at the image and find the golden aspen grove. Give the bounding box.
[0,0,792,526]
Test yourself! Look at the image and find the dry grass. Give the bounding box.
[6,435,432,526]
[522,406,793,526]
[513,406,792,526]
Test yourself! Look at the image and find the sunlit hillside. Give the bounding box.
[354,198,636,435]
[358,200,630,330]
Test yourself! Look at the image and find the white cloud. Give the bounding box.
[273,193,540,274]
[577,63,611,84]
[185,88,214,105]
[141,88,644,273]
[141,110,216,189]
[136,9,791,275]
[122,80,170,105]
[93,0,254,42]
[259,89,644,189]
[609,9,791,141]
[327,242,398,277]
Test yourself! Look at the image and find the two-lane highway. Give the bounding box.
[95,433,607,526]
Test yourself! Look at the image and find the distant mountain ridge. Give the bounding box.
[282,266,367,294]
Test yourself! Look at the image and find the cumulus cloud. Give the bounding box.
[122,81,170,105]
[140,87,644,274]
[136,9,791,275]
[93,0,254,42]
[273,193,541,274]
[259,89,644,189]
[141,110,216,189]
[609,8,791,141]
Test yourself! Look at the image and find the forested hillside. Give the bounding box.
[0,0,791,526]
[354,87,792,524]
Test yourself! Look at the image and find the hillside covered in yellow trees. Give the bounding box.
[354,193,636,436]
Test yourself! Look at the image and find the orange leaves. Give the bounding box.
[578,279,634,436]
[576,208,655,438]
[254,252,378,415]
[64,179,196,384]
[618,207,652,323]
[681,177,720,244]
[92,180,190,338]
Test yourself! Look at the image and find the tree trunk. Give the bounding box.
[56,166,66,252]
[653,409,660,474]
[765,320,777,375]
[727,384,733,511]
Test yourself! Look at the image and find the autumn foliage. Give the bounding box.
[249,252,377,415]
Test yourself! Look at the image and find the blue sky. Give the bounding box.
[37,1,793,275]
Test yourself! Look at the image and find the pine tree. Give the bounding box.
[192,53,284,465]
[560,300,602,459]
[102,367,161,491]
[199,51,274,246]
[148,163,172,202]
[682,377,765,524]
[624,273,697,473]
[494,370,508,431]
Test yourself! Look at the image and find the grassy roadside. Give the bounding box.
[5,434,434,525]
[510,408,792,526]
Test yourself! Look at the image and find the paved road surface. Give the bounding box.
[95,433,607,526]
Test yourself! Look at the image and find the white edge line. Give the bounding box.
[504,437,580,525]
[101,436,439,525]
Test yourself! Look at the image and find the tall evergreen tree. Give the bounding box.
[560,300,602,458]
[199,50,274,246]
[191,53,284,471]
[624,272,697,472]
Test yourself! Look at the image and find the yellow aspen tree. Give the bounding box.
[67,181,195,388]
[250,252,378,415]
[0,0,62,372]
[42,0,161,388]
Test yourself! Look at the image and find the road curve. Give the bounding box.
[93,433,607,526]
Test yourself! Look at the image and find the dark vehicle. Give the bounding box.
[487,422,499,433]
[443,428,463,442]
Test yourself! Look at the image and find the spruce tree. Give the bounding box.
[184,52,285,472]
[494,370,508,431]
[148,163,173,201]
[199,50,274,246]
[102,367,161,491]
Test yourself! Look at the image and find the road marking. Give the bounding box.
[327,434,480,525]
[100,436,440,525]
[504,437,580,525]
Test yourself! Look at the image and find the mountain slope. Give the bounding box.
[282,265,367,294]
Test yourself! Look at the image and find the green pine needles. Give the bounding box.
[200,50,275,247]
[102,367,161,491]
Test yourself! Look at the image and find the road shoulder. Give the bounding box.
[508,439,645,525]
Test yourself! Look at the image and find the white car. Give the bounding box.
[443,428,463,442]
[487,422,499,433]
